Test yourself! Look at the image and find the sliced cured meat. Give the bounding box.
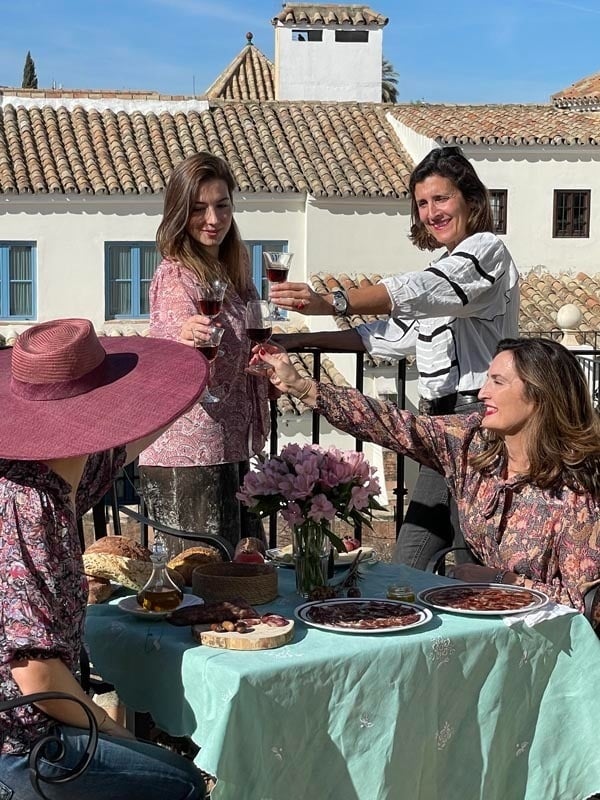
[305,600,420,630]
[168,597,259,626]
[261,614,289,627]
[423,586,538,612]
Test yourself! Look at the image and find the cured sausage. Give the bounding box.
[168,597,259,626]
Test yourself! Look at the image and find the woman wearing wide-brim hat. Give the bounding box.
[0,318,208,799]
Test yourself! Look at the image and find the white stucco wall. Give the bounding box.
[0,191,426,336]
[274,26,383,102]
[468,147,600,271]
[0,195,164,335]
[386,116,600,273]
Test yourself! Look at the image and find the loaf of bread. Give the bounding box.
[85,536,151,562]
[83,552,185,592]
[87,576,115,604]
[167,545,223,585]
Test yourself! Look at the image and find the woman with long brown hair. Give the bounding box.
[139,153,269,549]
[251,337,600,619]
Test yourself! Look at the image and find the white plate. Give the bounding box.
[417,583,548,616]
[116,593,204,620]
[266,546,377,570]
[294,597,432,634]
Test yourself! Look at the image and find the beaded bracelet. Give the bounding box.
[494,570,509,584]
[295,379,313,402]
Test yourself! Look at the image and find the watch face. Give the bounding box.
[332,291,348,314]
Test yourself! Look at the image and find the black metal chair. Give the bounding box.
[92,465,234,561]
[0,692,98,799]
[114,501,234,561]
[425,545,480,575]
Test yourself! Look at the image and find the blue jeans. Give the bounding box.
[392,397,484,570]
[0,726,205,800]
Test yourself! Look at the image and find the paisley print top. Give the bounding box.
[138,258,269,468]
[317,383,600,614]
[0,448,126,754]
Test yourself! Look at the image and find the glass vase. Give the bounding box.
[292,520,330,598]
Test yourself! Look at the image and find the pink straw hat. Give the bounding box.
[0,318,209,460]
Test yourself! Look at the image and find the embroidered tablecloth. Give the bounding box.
[85,563,600,800]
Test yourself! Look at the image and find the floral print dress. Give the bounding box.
[0,448,125,754]
[139,258,269,467]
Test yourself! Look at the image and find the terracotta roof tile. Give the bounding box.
[552,73,600,109]
[205,37,275,101]
[0,101,412,197]
[312,270,600,345]
[388,104,600,146]
[272,4,388,27]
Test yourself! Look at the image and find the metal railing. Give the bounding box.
[100,335,600,550]
[266,346,407,548]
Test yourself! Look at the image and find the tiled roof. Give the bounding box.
[272,4,388,27]
[519,270,600,336]
[0,87,191,101]
[311,270,600,342]
[552,73,600,109]
[388,104,600,146]
[0,101,412,197]
[204,36,275,101]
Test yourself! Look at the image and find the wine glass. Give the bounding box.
[195,279,227,355]
[245,301,273,374]
[194,326,225,404]
[263,251,293,321]
[195,279,228,320]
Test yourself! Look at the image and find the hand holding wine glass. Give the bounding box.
[194,325,225,403]
[245,301,273,374]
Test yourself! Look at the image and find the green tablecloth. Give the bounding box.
[85,563,600,800]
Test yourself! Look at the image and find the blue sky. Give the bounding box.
[1,0,600,104]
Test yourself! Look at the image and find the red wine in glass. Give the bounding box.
[196,280,227,320]
[262,252,293,321]
[198,297,223,317]
[245,301,273,373]
[195,326,225,403]
[196,343,219,361]
[266,266,289,284]
[247,326,273,344]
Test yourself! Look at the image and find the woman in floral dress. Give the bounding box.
[0,318,208,798]
[254,336,600,621]
[139,153,269,551]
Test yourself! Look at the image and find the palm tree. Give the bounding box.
[382,57,399,104]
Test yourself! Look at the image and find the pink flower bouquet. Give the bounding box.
[237,443,384,553]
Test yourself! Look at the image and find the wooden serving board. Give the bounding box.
[192,620,294,650]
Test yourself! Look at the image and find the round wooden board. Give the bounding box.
[192,620,294,650]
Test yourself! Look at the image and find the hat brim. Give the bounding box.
[0,336,209,460]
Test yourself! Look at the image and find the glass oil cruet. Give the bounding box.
[136,537,183,612]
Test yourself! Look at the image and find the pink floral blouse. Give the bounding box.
[0,448,126,754]
[139,258,269,467]
[317,383,600,612]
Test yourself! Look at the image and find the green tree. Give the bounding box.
[22,51,38,89]
[382,57,398,104]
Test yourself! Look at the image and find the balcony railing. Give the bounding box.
[266,345,407,548]
[99,334,600,549]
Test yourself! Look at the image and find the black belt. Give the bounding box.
[419,391,481,416]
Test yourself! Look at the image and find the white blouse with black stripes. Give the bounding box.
[357,232,519,400]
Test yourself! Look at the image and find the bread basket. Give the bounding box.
[192,562,278,605]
